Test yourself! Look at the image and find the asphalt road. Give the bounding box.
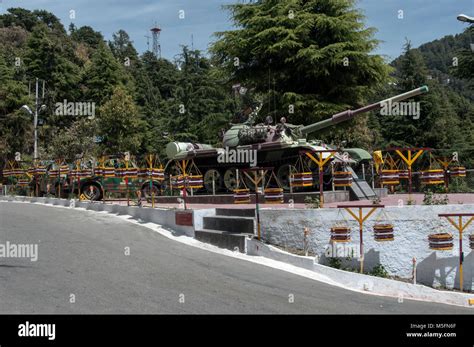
[0,202,472,314]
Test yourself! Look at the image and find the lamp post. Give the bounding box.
[457,14,474,24]
[20,78,46,160]
[457,14,474,52]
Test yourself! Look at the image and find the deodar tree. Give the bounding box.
[211,0,391,147]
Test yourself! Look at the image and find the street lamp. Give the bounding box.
[457,14,474,24]
[457,15,474,54]
[20,101,46,160]
[20,105,32,115]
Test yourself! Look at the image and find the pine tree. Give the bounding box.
[0,54,31,156]
[378,41,464,149]
[70,25,104,49]
[134,52,177,154]
[24,23,80,103]
[169,46,234,144]
[452,27,474,88]
[97,86,144,154]
[211,0,391,148]
[83,42,125,105]
[109,30,139,65]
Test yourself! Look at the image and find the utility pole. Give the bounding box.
[34,78,38,160]
[21,78,45,161]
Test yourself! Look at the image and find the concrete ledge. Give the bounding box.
[137,190,350,204]
[246,238,474,308]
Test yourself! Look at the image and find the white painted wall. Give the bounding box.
[260,204,474,290]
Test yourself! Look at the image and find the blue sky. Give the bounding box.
[1,0,473,61]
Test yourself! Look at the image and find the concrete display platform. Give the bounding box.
[152,190,349,204]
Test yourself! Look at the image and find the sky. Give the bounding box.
[0,0,473,61]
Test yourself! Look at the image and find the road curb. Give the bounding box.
[246,238,474,308]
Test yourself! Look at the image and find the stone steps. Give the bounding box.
[194,229,251,253]
[203,215,254,234]
[195,208,256,253]
[215,208,255,217]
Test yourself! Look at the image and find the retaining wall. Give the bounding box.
[259,204,474,290]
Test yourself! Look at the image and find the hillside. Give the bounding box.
[391,29,474,101]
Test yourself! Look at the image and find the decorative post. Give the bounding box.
[338,204,385,273]
[438,213,474,292]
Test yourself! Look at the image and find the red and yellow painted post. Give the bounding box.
[176,159,189,210]
[146,154,155,208]
[100,156,106,204]
[242,167,272,241]
[438,213,474,292]
[393,148,426,195]
[435,156,452,191]
[303,150,336,208]
[75,159,81,200]
[338,204,385,273]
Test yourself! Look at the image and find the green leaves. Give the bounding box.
[98,86,144,155]
[211,0,390,147]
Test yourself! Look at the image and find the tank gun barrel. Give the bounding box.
[300,85,429,135]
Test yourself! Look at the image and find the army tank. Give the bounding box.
[164,86,429,193]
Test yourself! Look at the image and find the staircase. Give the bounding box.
[346,167,377,200]
[194,208,255,253]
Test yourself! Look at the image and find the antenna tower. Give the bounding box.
[150,23,162,58]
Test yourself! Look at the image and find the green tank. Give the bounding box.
[165,86,429,193]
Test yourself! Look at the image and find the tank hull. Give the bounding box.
[164,141,349,193]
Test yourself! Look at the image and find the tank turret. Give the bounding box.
[222,86,429,148]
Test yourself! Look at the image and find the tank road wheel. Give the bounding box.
[277,164,295,192]
[223,167,240,191]
[203,169,222,193]
[81,183,102,201]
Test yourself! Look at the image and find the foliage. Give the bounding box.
[46,118,98,160]
[449,176,473,193]
[211,0,391,149]
[304,195,321,208]
[422,190,449,205]
[0,5,472,177]
[327,257,342,269]
[97,86,144,154]
[368,264,389,278]
[83,42,126,106]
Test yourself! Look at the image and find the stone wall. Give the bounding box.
[260,204,474,290]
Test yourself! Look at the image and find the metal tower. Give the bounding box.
[150,24,162,58]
